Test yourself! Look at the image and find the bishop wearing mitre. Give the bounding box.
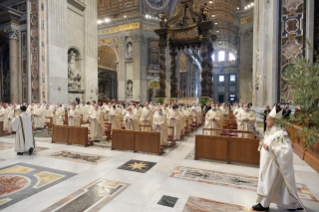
[139,102,153,131]
[205,103,223,136]
[236,103,256,138]
[11,106,36,155]
[252,106,302,211]
[88,104,104,140]
[153,107,168,145]
[124,106,139,131]
[68,103,79,126]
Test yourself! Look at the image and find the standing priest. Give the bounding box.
[11,105,36,155]
[237,103,256,138]
[153,107,168,145]
[205,103,223,136]
[252,106,302,211]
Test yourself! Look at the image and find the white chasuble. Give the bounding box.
[124,111,139,131]
[68,109,79,126]
[205,109,223,136]
[153,112,168,145]
[54,107,65,126]
[33,107,44,128]
[11,112,36,152]
[139,107,153,131]
[236,110,256,138]
[89,110,104,140]
[256,126,300,209]
[167,109,181,140]
[110,108,121,134]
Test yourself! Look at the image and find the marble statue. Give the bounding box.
[125,43,133,60]
[68,50,82,89]
[127,80,133,96]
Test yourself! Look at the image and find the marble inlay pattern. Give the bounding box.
[0,142,14,150]
[158,195,178,208]
[34,172,64,188]
[182,196,254,212]
[46,151,112,165]
[171,166,318,203]
[118,159,156,173]
[0,163,76,210]
[42,179,129,212]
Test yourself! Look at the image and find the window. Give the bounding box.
[230,94,236,101]
[219,75,224,82]
[218,51,225,62]
[230,75,236,82]
[229,53,236,61]
[212,54,215,61]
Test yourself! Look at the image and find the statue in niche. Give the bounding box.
[68,50,82,89]
[125,43,133,60]
[126,80,133,96]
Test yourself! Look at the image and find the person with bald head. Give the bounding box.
[124,106,139,131]
[153,106,168,145]
[237,103,256,138]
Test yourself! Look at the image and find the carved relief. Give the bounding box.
[281,40,303,59]
[30,0,40,102]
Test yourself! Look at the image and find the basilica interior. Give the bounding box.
[0,0,319,212]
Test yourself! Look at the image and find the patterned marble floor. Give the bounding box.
[1,128,319,212]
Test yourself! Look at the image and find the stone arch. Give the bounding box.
[98,45,118,71]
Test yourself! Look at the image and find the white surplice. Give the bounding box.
[11,112,36,152]
[68,108,79,126]
[256,126,300,209]
[54,107,65,126]
[124,111,139,131]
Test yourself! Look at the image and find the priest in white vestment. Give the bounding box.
[139,103,153,131]
[68,103,79,126]
[253,106,302,211]
[167,105,181,140]
[110,104,121,134]
[153,107,168,145]
[53,104,65,126]
[88,104,104,140]
[124,106,139,131]
[0,105,5,124]
[178,105,186,135]
[11,106,36,155]
[33,104,44,128]
[236,103,256,138]
[205,104,223,136]
[44,104,53,123]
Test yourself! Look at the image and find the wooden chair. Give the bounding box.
[45,117,53,129]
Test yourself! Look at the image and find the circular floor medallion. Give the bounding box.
[0,175,30,197]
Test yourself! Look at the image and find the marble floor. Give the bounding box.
[0,128,319,212]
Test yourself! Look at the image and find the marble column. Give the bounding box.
[154,28,167,99]
[5,28,20,103]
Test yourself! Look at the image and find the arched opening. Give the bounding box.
[98,45,118,101]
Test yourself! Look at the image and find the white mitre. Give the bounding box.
[268,106,283,119]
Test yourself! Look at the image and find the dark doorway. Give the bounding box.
[218,94,224,103]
